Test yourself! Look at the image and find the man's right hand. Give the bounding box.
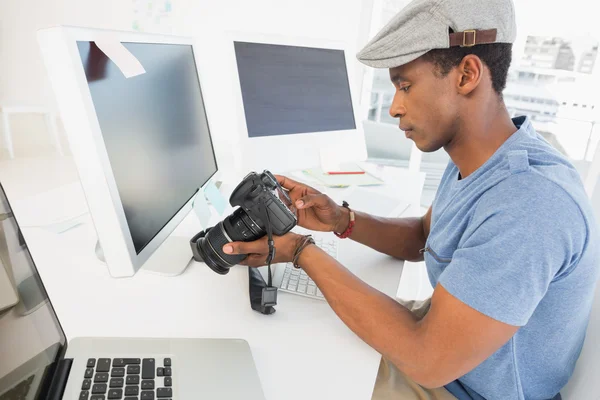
[275,175,350,234]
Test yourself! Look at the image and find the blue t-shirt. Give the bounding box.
[424,116,600,400]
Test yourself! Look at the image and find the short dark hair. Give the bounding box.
[421,43,513,96]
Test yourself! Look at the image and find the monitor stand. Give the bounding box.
[95,236,193,277]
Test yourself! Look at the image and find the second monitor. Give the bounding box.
[231,36,367,173]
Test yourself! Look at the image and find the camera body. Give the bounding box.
[229,171,297,237]
[190,170,297,275]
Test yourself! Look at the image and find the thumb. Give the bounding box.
[222,238,268,255]
[295,193,330,209]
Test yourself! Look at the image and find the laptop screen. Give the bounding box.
[0,184,66,399]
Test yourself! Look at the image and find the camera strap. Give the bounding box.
[248,198,277,313]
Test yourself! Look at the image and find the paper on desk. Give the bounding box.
[94,39,146,78]
[303,167,383,188]
[203,181,227,215]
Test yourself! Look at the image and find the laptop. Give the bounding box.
[363,120,412,167]
[0,183,266,400]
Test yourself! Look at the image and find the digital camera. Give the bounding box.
[189,170,297,275]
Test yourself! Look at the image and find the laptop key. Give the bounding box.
[163,367,172,377]
[125,386,139,396]
[87,359,96,368]
[156,368,164,377]
[127,365,140,374]
[163,358,171,367]
[142,359,155,379]
[90,396,105,400]
[112,359,125,367]
[111,368,125,377]
[126,375,140,385]
[97,359,111,372]
[141,391,155,400]
[113,358,140,367]
[82,379,92,390]
[79,391,90,400]
[107,389,123,399]
[94,373,109,383]
[85,368,94,378]
[109,378,124,388]
[141,380,154,390]
[164,377,172,387]
[92,383,108,394]
[157,388,172,398]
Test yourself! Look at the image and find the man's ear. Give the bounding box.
[456,54,484,95]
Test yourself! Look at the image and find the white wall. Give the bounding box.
[0,0,133,109]
[0,0,373,112]
[0,0,374,170]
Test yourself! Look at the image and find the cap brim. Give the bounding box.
[356,2,449,69]
[357,49,429,69]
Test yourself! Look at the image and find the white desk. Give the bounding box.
[14,166,426,400]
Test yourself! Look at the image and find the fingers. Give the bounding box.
[222,237,268,255]
[275,175,319,195]
[239,254,267,268]
[275,174,301,191]
[295,193,331,210]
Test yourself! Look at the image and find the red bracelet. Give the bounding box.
[334,201,355,239]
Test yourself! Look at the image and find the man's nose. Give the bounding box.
[389,92,406,119]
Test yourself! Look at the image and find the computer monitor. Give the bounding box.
[228,33,367,173]
[37,27,218,277]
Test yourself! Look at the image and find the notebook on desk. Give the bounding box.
[0,183,266,400]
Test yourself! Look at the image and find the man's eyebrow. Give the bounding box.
[390,73,408,84]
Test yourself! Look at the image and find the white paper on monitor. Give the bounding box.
[94,39,146,78]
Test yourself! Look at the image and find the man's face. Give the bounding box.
[388,58,461,152]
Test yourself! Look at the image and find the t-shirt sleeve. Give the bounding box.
[438,174,587,326]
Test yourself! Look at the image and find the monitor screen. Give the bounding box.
[0,185,66,399]
[233,42,356,138]
[77,42,218,254]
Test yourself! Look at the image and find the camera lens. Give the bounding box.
[192,208,266,275]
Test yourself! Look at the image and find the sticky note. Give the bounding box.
[204,181,227,215]
[94,40,146,78]
[193,190,211,228]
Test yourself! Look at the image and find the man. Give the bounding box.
[222,0,600,398]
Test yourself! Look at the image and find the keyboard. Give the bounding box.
[79,357,173,400]
[278,237,338,301]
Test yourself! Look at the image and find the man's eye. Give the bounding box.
[400,86,410,92]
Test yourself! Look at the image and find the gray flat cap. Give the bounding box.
[357,0,517,68]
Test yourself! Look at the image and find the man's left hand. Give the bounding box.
[222,232,303,267]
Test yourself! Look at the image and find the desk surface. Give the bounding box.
[14,166,425,400]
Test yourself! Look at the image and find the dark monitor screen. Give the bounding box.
[77,42,218,254]
[0,184,66,399]
[233,42,356,138]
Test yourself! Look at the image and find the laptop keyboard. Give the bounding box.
[79,358,173,400]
